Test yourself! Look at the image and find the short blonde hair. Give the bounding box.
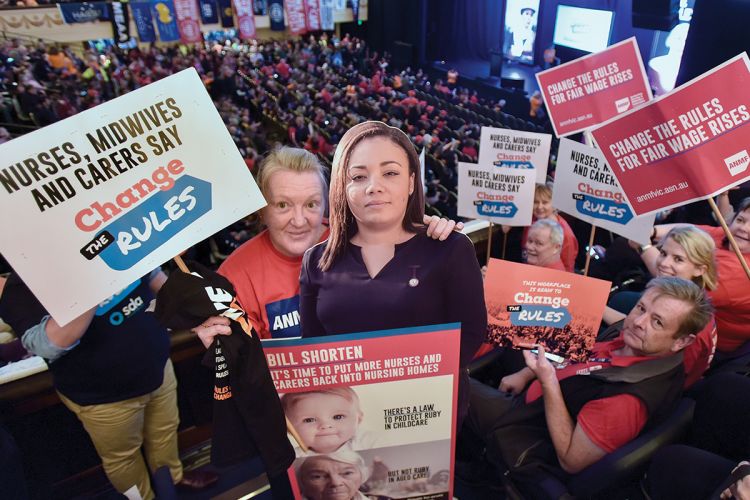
[256,146,328,203]
[534,183,553,201]
[646,277,713,338]
[659,225,718,291]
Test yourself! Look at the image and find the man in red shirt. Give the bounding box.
[525,219,567,272]
[462,277,713,495]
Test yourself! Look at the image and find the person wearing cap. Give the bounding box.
[504,5,537,61]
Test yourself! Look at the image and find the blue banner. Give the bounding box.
[511,305,572,328]
[98,175,212,271]
[474,200,518,218]
[58,2,110,24]
[253,0,268,15]
[575,195,634,224]
[268,0,285,31]
[198,0,219,23]
[151,0,181,42]
[216,0,234,27]
[131,1,157,42]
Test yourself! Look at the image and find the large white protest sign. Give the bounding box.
[457,161,534,226]
[478,126,552,184]
[552,139,655,243]
[0,68,265,325]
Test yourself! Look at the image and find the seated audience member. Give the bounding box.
[194,147,461,342]
[652,197,750,358]
[525,219,566,271]
[462,277,712,496]
[603,225,718,387]
[647,372,750,500]
[521,184,578,272]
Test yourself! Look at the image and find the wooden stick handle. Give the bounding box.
[708,197,750,280]
[286,417,308,452]
[502,231,508,260]
[583,225,597,276]
[486,222,494,266]
[173,255,190,273]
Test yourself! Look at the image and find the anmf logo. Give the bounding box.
[724,150,749,176]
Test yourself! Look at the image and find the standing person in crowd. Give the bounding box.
[299,121,486,426]
[195,147,462,343]
[521,184,578,272]
[0,271,218,500]
[651,196,750,360]
[603,225,719,387]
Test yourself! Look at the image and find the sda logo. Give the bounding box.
[474,200,518,218]
[576,196,633,224]
[724,150,749,176]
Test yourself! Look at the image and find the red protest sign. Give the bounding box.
[536,38,652,137]
[591,54,750,216]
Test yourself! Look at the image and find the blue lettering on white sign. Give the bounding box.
[511,305,572,328]
[476,201,518,218]
[576,196,633,224]
[98,175,212,271]
[493,160,533,169]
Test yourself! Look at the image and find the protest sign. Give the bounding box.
[590,53,750,216]
[0,68,265,326]
[552,138,655,243]
[457,161,535,226]
[262,324,460,500]
[536,38,652,137]
[478,126,552,184]
[484,259,610,362]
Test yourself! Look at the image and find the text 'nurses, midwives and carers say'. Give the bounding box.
[591,54,750,216]
[0,68,265,326]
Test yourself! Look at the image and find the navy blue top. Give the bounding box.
[300,231,487,368]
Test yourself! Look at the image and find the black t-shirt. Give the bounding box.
[0,274,170,405]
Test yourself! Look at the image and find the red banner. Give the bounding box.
[536,38,652,138]
[591,54,750,216]
[285,0,307,35]
[304,0,321,31]
[232,0,256,40]
[173,0,203,43]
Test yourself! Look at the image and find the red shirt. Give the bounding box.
[522,214,579,272]
[525,335,650,453]
[543,258,567,272]
[683,318,716,387]
[700,225,750,352]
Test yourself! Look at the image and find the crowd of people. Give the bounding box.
[0,31,749,500]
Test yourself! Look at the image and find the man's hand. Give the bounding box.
[722,462,750,500]
[192,316,232,349]
[499,367,534,395]
[423,215,464,240]
[523,345,557,387]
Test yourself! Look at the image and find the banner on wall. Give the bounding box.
[173,0,203,43]
[478,126,552,184]
[304,0,321,31]
[109,0,131,44]
[590,53,750,216]
[334,0,345,10]
[130,1,157,42]
[253,0,267,15]
[58,2,110,23]
[457,161,535,226]
[262,324,460,499]
[0,69,266,326]
[198,0,219,24]
[536,38,652,138]
[552,138,655,243]
[484,259,610,362]
[151,0,181,41]
[269,0,285,30]
[351,0,359,23]
[285,0,306,34]
[232,0,256,39]
[217,0,235,27]
[320,0,334,30]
